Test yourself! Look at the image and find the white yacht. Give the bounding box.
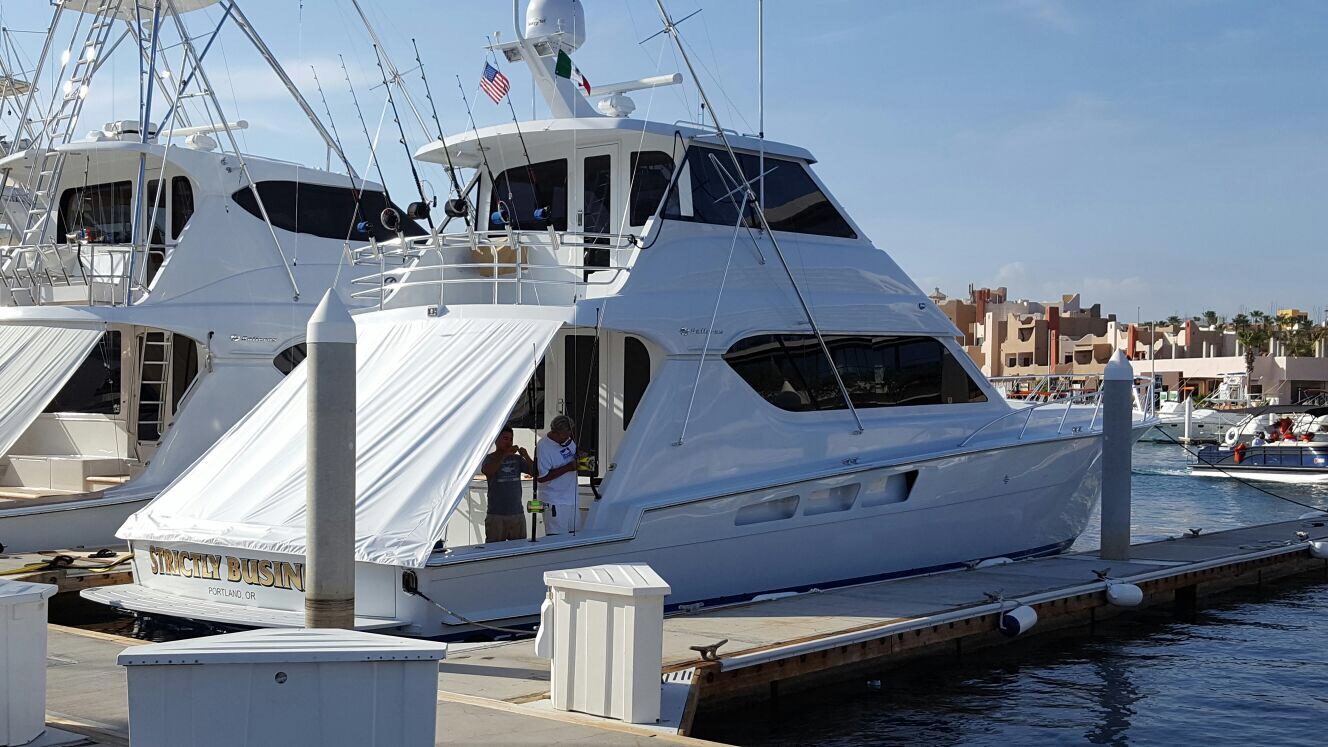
[89,0,1110,637]
[1141,373,1258,443]
[0,0,415,552]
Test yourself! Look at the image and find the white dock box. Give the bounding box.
[0,579,57,747]
[544,564,671,724]
[118,628,447,747]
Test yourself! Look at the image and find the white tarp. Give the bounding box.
[0,326,103,456]
[119,310,561,568]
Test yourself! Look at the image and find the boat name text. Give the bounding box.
[146,545,305,591]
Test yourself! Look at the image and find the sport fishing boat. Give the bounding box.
[991,373,1159,442]
[0,0,414,553]
[89,0,1111,636]
[1141,373,1259,444]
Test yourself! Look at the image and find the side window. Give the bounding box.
[171,176,194,239]
[664,147,856,238]
[273,344,307,375]
[723,334,986,412]
[45,332,122,414]
[489,159,568,231]
[57,181,133,243]
[628,151,676,227]
[232,182,424,242]
[623,337,651,428]
[507,358,546,429]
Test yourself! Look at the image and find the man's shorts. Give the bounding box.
[485,514,526,543]
[542,503,579,536]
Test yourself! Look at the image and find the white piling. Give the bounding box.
[1182,397,1194,444]
[1101,351,1133,561]
[305,290,357,629]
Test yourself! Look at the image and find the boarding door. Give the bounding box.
[601,333,654,473]
[570,144,620,289]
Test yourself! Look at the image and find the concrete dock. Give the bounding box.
[41,516,1328,743]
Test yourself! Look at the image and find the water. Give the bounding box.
[697,443,1328,746]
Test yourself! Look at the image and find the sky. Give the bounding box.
[1,0,1324,322]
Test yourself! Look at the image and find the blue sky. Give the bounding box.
[2,0,1324,321]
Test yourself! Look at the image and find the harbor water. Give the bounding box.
[698,442,1328,746]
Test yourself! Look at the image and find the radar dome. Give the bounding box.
[526,0,586,51]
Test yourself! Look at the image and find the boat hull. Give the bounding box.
[0,492,149,553]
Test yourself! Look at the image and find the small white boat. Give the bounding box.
[1189,442,1328,484]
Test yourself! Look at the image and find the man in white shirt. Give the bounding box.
[536,415,579,535]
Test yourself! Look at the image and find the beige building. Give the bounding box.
[934,286,1328,404]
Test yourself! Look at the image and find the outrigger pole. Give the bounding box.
[652,0,865,434]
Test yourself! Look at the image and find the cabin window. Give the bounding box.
[663,146,856,239]
[629,151,676,226]
[623,336,651,428]
[171,176,195,239]
[57,181,133,243]
[273,344,307,375]
[172,333,200,407]
[45,332,122,415]
[723,334,987,412]
[563,335,599,474]
[507,358,546,429]
[231,181,424,242]
[489,159,568,231]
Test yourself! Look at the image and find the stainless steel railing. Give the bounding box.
[0,241,160,306]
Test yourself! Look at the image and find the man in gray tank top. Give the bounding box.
[482,426,535,542]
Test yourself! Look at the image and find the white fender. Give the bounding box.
[999,604,1038,637]
[976,557,1014,569]
[1309,541,1328,560]
[1106,582,1144,608]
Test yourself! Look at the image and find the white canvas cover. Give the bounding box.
[119,310,561,568]
[0,325,103,456]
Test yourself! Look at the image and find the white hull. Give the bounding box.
[0,491,150,553]
[1187,467,1328,484]
[92,434,1101,636]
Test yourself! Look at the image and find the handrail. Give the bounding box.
[349,227,638,306]
[0,240,155,306]
[961,389,1104,448]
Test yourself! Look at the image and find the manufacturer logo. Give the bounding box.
[679,327,722,337]
[229,334,279,344]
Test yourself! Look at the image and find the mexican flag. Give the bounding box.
[555,50,591,96]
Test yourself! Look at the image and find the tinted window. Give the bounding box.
[232,181,424,242]
[489,159,568,231]
[58,181,133,243]
[623,337,650,428]
[45,332,121,414]
[273,344,307,375]
[663,147,855,238]
[507,359,545,429]
[171,176,194,239]
[629,151,676,226]
[724,335,986,412]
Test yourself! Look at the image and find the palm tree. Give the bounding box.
[1274,319,1325,358]
[1202,310,1221,327]
[1165,315,1183,328]
[1233,313,1273,380]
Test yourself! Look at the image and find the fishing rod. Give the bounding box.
[411,40,464,194]
[454,73,502,228]
[372,43,435,234]
[341,54,395,239]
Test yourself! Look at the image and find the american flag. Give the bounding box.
[480,62,510,104]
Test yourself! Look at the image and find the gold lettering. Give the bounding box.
[149,548,159,575]
[290,563,306,592]
[257,560,275,587]
[210,555,223,580]
[241,559,259,585]
[227,557,242,583]
[180,552,193,578]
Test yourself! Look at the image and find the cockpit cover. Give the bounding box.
[119,310,561,568]
[0,326,102,457]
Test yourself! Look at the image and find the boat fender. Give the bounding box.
[976,557,1014,569]
[534,597,554,659]
[1232,443,1246,464]
[1106,582,1144,608]
[999,604,1038,637]
[1224,426,1239,446]
[1310,541,1328,560]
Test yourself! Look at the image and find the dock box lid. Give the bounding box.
[118,628,448,667]
[0,578,58,605]
[544,564,671,597]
